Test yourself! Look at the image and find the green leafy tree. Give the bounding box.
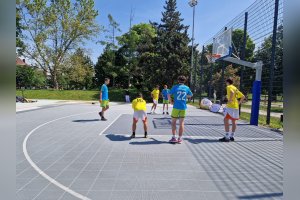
[210,65,240,99]
[18,0,100,89]
[117,23,157,89]
[16,0,25,55]
[60,48,95,89]
[16,66,35,88]
[32,69,47,88]
[255,25,283,97]
[94,46,117,87]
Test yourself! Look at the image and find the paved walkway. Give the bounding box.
[16,102,283,200]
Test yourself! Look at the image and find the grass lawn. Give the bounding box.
[188,100,283,130]
[241,104,283,113]
[16,88,139,102]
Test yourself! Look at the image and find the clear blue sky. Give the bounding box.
[87,0,255,63]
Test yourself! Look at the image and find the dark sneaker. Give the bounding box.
[230,137,235,141]
[163,112,165,115]
[98,112,102,117]
[101,117,107,121]
[219,137,230,142]
[166,112,169,115]
[130,134,135,138]
[144,134,148,138]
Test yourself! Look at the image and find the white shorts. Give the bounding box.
[133,110,147,121]
[223,107,239,120]
[153,99,158,105]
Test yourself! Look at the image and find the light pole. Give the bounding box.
[189,0,197,102]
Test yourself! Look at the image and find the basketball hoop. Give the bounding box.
[212,54,221,59]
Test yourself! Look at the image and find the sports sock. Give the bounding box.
[230,132,235,138]
[225,132,230,139]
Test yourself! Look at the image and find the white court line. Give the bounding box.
[23,111,95,200]
[98,114,123,135]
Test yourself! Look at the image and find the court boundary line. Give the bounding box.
[98,114,123,136]
[23,111,95,200]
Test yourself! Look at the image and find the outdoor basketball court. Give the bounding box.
[16,102,283,200]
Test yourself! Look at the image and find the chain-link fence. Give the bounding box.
[195,0,283,126]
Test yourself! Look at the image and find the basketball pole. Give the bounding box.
[189,0,197,102]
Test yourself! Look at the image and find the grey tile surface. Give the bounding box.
[17,103,283,200]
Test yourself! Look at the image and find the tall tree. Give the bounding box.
[152,0,191,86]
[60,48,95,89]
[16,0,25,55]
[117,23,157,89]
[18,0,100,89]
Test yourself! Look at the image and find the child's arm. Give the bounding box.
[228,91,234,103]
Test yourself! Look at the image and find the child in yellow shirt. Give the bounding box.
[219,78,245,142]
[150,85,160,114]
[131,93,148,138]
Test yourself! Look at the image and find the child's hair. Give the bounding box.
[156,85,159,88]
[226,77,233,84]
[104,78,110,82]
[137,93,143,98]
[178,75,186,83]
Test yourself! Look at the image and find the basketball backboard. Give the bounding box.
[212,28,233,62]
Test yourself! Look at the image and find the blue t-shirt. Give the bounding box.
[101,84,109,100]
[162,89,170,100]
[170,84,193,110]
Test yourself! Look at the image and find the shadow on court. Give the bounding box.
[237,192,283,199]
[184,138,219,144]
[130,137,170,145]
[105,134,131,141]
[72,119,100,122]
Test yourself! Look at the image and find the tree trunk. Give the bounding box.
[52,72,59,90]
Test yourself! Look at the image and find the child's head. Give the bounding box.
[156,85,160,89]
[178,75,186,84]
[137,93,143,98]
[225,77,233,86]
[104,78,110,85]
[164,85,168,89]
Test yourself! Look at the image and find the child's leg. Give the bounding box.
[132,118,138,133]
[151,104,154,111]
[166,103,168,111]
[171,118,177,137]
[143,120,148,132]
[231,119,237,137]
[154,103,157,111]
[178,118,185,138]
[224,117,230,133]
[163,104,165,112]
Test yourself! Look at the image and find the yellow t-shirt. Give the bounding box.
[226,85,244,109]
[151,89,160,100]
[132,98,147,111]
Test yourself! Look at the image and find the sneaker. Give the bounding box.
[144,134,148,138]
[219,137,230,142]
[177,137,183,144]
[163,112,165,115]
[130,134,135,138]
[166,112,169,115]
[98,111,102,117]
[101,117,107,121]
[169,137,177,143]
[230,137,235,141]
